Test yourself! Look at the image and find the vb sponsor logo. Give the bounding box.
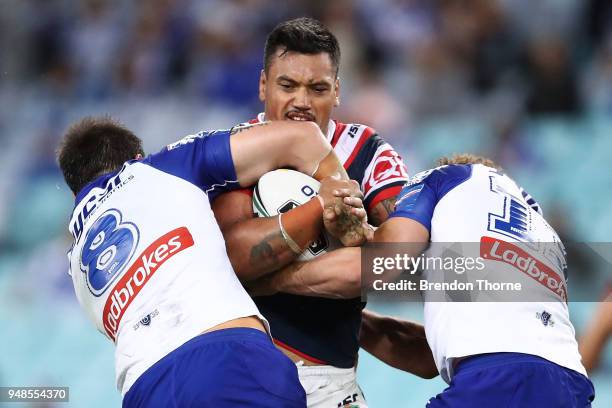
[103,227,194,341]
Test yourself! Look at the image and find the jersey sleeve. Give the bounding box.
[349,132,409,211]
[390,164,472,232]
[145,129,240,201]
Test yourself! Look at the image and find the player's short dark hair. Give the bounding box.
[57,116,144,194]
[264,17,341,76]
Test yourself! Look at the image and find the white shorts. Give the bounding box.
[297,363,368,408]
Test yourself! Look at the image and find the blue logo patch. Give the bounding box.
[488,172,531,242]
[488,197,529,240]
[140,315,152,326]
[133,309,159,331]
[536,310,554,327]
[80,209,139,296]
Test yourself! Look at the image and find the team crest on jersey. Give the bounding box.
[364,146,408,194]
[133,309,160,331]
[536,310,555,327]
[487,173,533,242]
[488,196,530,241]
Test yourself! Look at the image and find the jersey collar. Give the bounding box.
[73,160,137,205]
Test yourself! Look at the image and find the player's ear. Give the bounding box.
[334,76,340,107]
[259,70,266,102]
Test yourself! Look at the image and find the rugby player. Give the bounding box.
[58,117,368,407]
[212,17,410,407]
[256,155,595,407]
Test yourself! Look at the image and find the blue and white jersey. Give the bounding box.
[391,163,586,382]
[67,130,266,395]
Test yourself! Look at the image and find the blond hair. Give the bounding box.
[436,153,501,170]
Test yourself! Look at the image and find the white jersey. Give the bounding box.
[391,163,586,383]
[67,130,266,395]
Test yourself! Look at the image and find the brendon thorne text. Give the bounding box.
[372,279,522,292]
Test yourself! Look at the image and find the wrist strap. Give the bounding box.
[314,195,324,211]
[279,213,303,254]
[278,198,325,254]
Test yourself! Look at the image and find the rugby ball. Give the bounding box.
[252,169,340,261]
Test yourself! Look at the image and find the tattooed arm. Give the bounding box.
[213,120,373,281]
[368,197,397,227]
[212,177,367,282]
[212,190,315,282]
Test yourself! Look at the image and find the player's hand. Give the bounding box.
[318,178,372,246]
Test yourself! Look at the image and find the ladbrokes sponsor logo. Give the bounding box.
[102,227,194,341]
[480,236,567,302]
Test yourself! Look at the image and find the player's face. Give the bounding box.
[260,50,340,135]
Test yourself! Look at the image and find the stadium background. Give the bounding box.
[0,0,610,406]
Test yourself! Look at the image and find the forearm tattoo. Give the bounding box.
[249,231,285,268]
[369,197,397,226]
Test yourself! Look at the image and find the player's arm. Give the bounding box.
[579,294,612,373]
[231,121,370,239]
[212,191,303,280]
[246,165,435,295]
[246,217,436,378]
[229,121,347,186]
[213,180,366,282]
[214,121,366,281]
[249,167,437,295]
[247,215,428,298]
[360,309,438,378]
[246,246,363,298]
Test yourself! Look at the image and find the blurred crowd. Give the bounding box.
[0,0,611,142]
[2,0,612,121]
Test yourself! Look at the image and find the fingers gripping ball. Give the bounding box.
[252,169,340,260]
